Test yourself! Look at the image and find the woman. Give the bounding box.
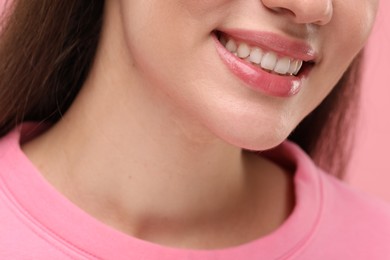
[0,0,388,259]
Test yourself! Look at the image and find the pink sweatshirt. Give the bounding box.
[0,123,389,259]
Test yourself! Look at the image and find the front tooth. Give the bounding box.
[294,60,303,75]
[249,48,263,64]
[225,39,237,53]
[237,43,251,58]
[274,57,290,74]
[261,52,277,71]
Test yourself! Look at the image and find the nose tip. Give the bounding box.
[262,0,333,25]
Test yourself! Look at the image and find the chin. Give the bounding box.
[235,135,287,152]
[213,122,291,152]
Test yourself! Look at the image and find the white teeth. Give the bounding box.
[288,60,299,75]
[295,60,303,75]
[225,39,237,53]
[220,35,306,76]
[249,48,263,64]
[261,52,277,71]
[288,60,303,75]
[274,57,291,75]
[237,43,251,58]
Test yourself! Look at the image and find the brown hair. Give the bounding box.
[0,0,362,178]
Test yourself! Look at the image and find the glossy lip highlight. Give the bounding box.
[212,29,316,97]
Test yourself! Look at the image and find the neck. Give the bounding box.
[22,72,294,248]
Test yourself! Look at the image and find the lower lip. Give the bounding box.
[212,33,308,97]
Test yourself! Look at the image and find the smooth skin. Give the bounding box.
[23,0,378,249]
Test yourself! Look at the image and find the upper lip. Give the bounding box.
[216,28,318,63]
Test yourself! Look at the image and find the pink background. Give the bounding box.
[0,1,389,201]
[348,1,390,202]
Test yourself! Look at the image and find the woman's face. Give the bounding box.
[116,0,378,150]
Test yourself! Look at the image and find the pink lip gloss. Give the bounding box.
[212,30,316,97]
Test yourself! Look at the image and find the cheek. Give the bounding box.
[305,0,378,109]
[326,1,377,68]
[117,1,219,98]
[180,0,231,14]
[117,2,182,86]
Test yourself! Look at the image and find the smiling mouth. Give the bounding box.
[215,31,315,77]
